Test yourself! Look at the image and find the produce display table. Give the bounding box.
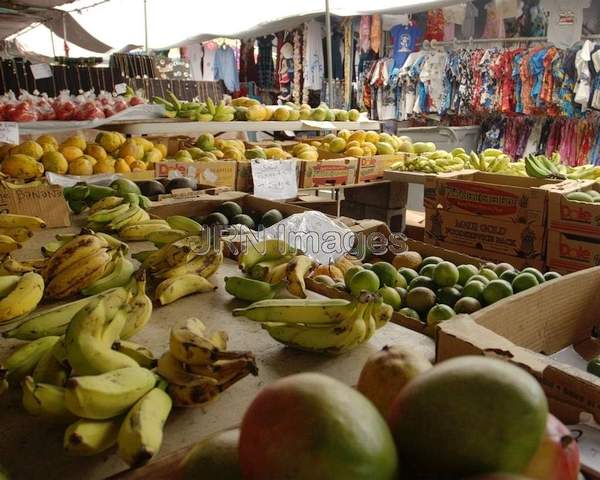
[0,225,434,480]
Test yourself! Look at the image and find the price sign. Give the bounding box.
[0,123,19,144]
[114,83,128,94]
[30,63,52,79]
[251,159,298,200]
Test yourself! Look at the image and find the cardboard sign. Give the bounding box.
[114,83,128,94]
[30,63,52,80]
[251,159,298,200]
[0,122,19,144]
[155,162,196,179]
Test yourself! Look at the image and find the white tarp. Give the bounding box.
[11,0,464,58]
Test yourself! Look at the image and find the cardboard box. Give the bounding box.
[383,169,473,186]
[341,200,406,233]
[299,158,357,188]
[343,181,408,209]
[155,161,237,188]
[287,195,337,216]
[425,208,546,260]
[0,182,70,228]
[425,171,555,226]
[146,135,194,156]
[405,209,425,241]
[123,171,155,181]
[436,266,600,423]
[546,229,600,274]
[356,154,405,183]
[545,180,600,239]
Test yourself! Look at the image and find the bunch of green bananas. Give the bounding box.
[157,318,257,407]
[523,153,566,179]
[151,92,236,122]
[64,184,152,216]
[118,215,203,245]
[86,196,152,233]
[233,292,393,355]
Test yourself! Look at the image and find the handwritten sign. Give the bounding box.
[251,159,298,200]
[114,83,128,94]
[30,63,52,80]
[0,123,19,144]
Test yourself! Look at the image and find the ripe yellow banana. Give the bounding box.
[64,366,156,420]
[155,274,216,306]
[117,207,150,230]
[187,356,258,382]
[80,254,135,296]
[64,417,121,456]
[21,376,75,421]
[157,352,220,387]
[0,226,33,242]
[0,234,21,253]
[146,229,190,247]
[32,347,68,386]
[285,255,316,298]
[46,248,110,299]
[43,234,108,280]
[1,335,60,382]
[0,272,44,324]
[156,249,223,279]
[119,222,171,242]
[120,270,153,340]
[117,387,172,467]
[0,275,20,297]
[265,262,288,284]
[113,340,156,369]
[238,239,297,272]
[248,257,292,281]
[89,196,124,215]
[165,215,204,234]
[0,213,46,230]
[109,206,146,231]
[41,240,66,257]
[88,203,130,224]
[0,256,40,274]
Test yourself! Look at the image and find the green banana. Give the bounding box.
[224,276,285,302]
[1,336,60,382]
[96,232,129,253]
[88,203,130,224]
[64,417,121,456]
[146,229,190,247]
[123,192,140,208]
[238,239,297,273]
[0,275,19,298]
[32,347,68,386]
[109,206,145,231]
[87,185,116,202]
[21,376,75,421]
[166,215,204,234]
[80,254,135,296]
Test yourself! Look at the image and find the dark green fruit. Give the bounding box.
[543,271,562,281]
[260,209,284,228]
[203,212,229,226]
[436,287,461,308]
[398,268,419,284]
[420,256,443,267]
[408,276,436,291]
[521,268,545,284]
[110,177,141,195]
[218,201,243,220]
[454,297,482,314]
[230,214,256,229]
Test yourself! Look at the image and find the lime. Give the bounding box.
[454,284,463,293]
[409,276,437,291]
[362,263,373,270]
[587,358,600,377]
[522,267,545,284]
[461,281,486,302]
[394,287,408,304]
[482,280,513,305]
[500,270,519,283]
[399,307,420,321]
[512,273,539,293]
[421,256,443,267]
[349,270,380,297]
[344,266,363,287]
[479,268,499,281]
[371,262,402,287]
[419,264,436,278]
[457,264,478,285]
[466,275,490,286]
[436,287,461,308]
[378,286,402,310]
[398,267,419,284]
[426,304,456,328]
[432,261,459,287]
[454,297,482,314]
[395,274,408,289]
[406,287,436,314]
[493,262,515,276]
[543,271,562,281]
[483,262,496,270]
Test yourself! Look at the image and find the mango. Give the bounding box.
[12,140,43,160]
[85,144,107,162]
[41,151,68,175]
[114,158,131,173]
[68,157,93,176]
[61,136,86,151]
[2,154,43,179]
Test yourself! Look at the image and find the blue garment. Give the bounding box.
[530,48,548,107]
[513,53,524,113]
[214,46,239,93]
[390,24,422,71]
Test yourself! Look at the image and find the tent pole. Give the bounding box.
[143,0,149,53]
[50,28,56,58]
[324,0,334,106]
[62,13,69,57]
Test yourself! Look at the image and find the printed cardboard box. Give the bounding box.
[546,229,600,274]
[425,208,546,260]
[299,157,357,188]
[425,171,556,226]
[343,181,408,209]
[356,154,405,183]
[0,182,70,228]
[545,179,600,239]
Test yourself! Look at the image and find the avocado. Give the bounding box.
[203,212,229,226]
[566,191,594,203]
[110,178,141,195]
[136,180,166,198]
[217,201,243,220]
[260,209,283,228]
[230,214,256,229]
[164,177,197,193]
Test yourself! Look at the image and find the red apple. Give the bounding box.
[522,414,579,480]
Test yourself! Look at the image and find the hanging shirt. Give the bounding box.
[202,43,217,81]
[359,16,371,52]
[390,24,422,71]
[420,50,448,114]
[370,15,382,54]
[424,9,445,41]
[188,44,203,81]
[303,20,325,90]
[459,2,478,39]
[214,45,239,93]
[575,40,594,111]
[257,35,275,89]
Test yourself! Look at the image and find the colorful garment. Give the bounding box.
[424,9,445,41]
[390,24,422,71]
[257,35,275,89]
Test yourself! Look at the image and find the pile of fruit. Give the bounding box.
[524,152,600,180]
[563,189,600,203]
[176,351,579,480]
[301,130,412,159]
[63,177,151,214]
[310,250,562,336]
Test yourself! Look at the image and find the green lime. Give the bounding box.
[466,275,490,286]
[344,266,364,287]
[398,267,419,284]
[493,262,515,276]
[461,281,486,302]
[521,267,545,284]
[482,280,513,305]
[426,304,456,328]
[500,270,519,283]
[395,274,408,289]
[419,264,436,278]
[479,268,498,281]
[378,286,402,310]
[394,287,408,304]
[420,256,444,267]
[483,262,496,270]
[436,287,461,308]
[454,297,482,314]
[371,262,402,287]
[544,271,562,281]
[406,287,436,314]
[408,276,437,291]
[457,264,479,285]
[362,263,373,270]
[587,358,600,377]
[454,284,463,293]
[432,261,459,287]
[399,307,420,321]
[349,270,380,297]
[512,273,539,293]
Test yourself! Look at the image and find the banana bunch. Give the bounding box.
[0,213,46,253]
[86,198,151,233]
[152,92,235,122]
[157,318,257,407]
[0,255,46,275]
[119,215,203,245]
[233,293,393,355]
[0,271,44,325]
[523,153,567,179]
[399,150,466,174]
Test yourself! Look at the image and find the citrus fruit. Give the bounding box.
[349,270,380,297]
[482,280,513,305]
[344,266,364,287]
[454,297,482,314]
[408,276,436,291]
[398,267,418,284]
[479,268,499,281]
[493,262,515,276]
[466,274,490,286]
[388,356,548,477]
[436,287,461,308]
[395,274,407,289]
[392,251,422,270]
[419,264,436,278]
[457,264,479,285]
[371,262,402,287]
[394,287,408,304]
[543,271,561,281]
[544,272,562,282]
[500,270,519,283]
[432,261,460,287]
[426,304,456,329]
[522,268,545,284]
[398,307,420,320]
[406,287,436,314]
[421,256,443,267]
[511,273,539,293]
[483,262,497,270]
[378,286,402,311]
[462,281,486,302]
[587,358,600,377]
[239,373,399,480]
[362,263,373,270]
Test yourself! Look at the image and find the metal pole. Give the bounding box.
[143,0,149,53]
[324,0,334,106]
[62,12,69,57]
[50,28,56,58]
